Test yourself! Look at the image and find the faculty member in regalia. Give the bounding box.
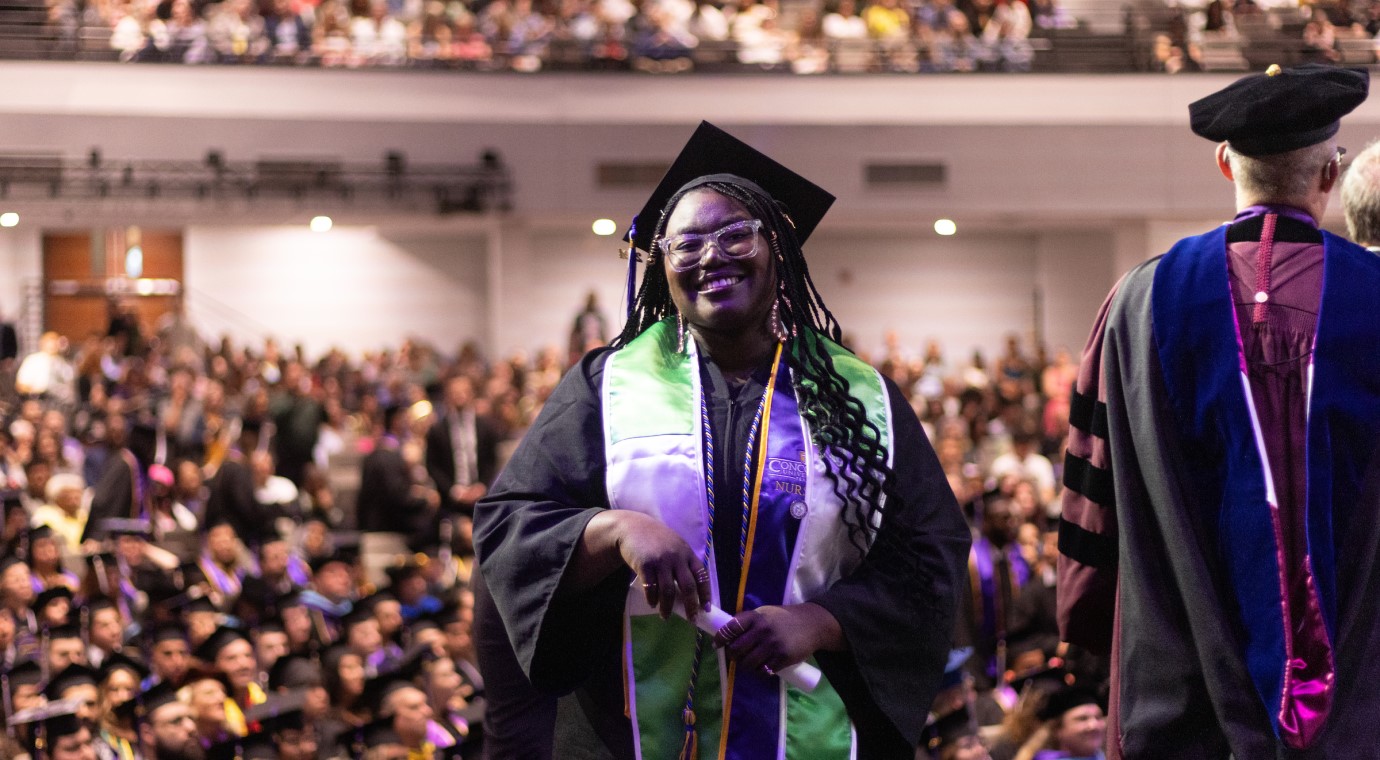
[1058,64,1379,758]
[475,122,970,759]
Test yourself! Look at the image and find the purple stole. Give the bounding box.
[720,363,810,760]
[199,554,244,599]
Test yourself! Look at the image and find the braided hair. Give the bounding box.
[613,178,894,551]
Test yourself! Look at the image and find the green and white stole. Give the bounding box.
[602,319,893,760]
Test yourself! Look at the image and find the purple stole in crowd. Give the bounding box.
[198,554,244,599]
[970,538,1030,678]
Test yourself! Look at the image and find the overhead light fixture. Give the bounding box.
[0,212,16,228]
[934,219,957,236]
[592,218,617,236]
[310,215,333,233]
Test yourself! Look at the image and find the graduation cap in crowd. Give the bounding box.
[171,586,219,616]
[308,538,361,575]
[268,653,324,692]
[181,664,233,693]
[100,517,153,540]
[192,626,251,664]
[5,660,43,691]
[340,603,377,634]
[922,705,980,757]
[246,689,308,734]
[1008,664,1073,696]
[339,715,406,757]
[10,697,88,759]
[0,553,26,577]
[1036,684,1104,723]
[1190,64,1369,156]
[26,524,56,551]
[623,121,835,257]
[98,651,150,685]
[42,664,98,701]
[32,585,74,616]
[144,620,189,649]
[123,679,183,723]
[44,622,83,645]
[207,732,278,760]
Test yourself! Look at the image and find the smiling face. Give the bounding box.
[662,188,776,340]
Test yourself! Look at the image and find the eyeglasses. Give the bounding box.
[656,219,763,272]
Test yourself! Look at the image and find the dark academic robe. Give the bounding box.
[205,453,271,543]
[474,347,971,759]
[81,448,140,542]
[425,409,500,516]
[1058,210,1380,758]
[357,439,431,538]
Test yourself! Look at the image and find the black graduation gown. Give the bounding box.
[474,347,970,759]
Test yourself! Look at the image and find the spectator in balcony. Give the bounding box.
[17,332,75,408]
[688,0,731,42]
[1028,0,1074,31]
[109,0,161,60]
[264,0,314,60]
[408,0,455,60]
[451,8,495,61]
[206,0,270,61]
[630,3,698,71]
[1303,6,1340,63]
[347,0,405,64]
[930,5,978,71]
[313,0,354,63]
[980,0,1031,71]
[733,0,790,67]
[505,0,555,70]
[823,0,866,39]
[789,6,830,72]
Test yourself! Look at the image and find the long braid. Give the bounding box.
[613,180,895,551]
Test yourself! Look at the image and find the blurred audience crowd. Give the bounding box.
[43,0,1081,72]
[0,296,1102,758]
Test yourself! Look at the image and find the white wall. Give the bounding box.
[183,226,488,357]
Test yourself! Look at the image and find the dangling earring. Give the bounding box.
[770,298,788,343]
[676,312,687,353]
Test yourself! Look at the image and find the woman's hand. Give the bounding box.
[613,511,711,622]
[713,602,844,675]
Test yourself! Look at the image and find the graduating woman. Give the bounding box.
[475,122,969,759]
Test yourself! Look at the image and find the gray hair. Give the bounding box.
[1228,140,1336,207]
[1342,140,1380,246]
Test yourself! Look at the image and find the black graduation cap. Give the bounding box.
[922,705,979,754]
[358,671,421,718]
[6,660,43,688]
[32,585,74,613]
[45,621,82,642]
[245,689,308,734]
[1189,64,1369,156]
[26,524,55,547]
[340,603,376,632]
[308,539,360,575]
[1008,664,1073,696]
[268,653,323,692]
[0,553,25,576]
[42,663,98,701]
[11,697,87,755]
[113,677,181,726]
[206,733,278,760]
[1036,684,1103,723]
[145,621,189,646]
[100,517,153,539]
[623,121,836,255]
[192,626,251,664]
[98,651,150,684]
[339,716,404,754]
[182,663,233,693]
[173,587,218,616]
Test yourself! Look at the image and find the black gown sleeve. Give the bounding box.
[811,377,971,755]
[472,349,630,694]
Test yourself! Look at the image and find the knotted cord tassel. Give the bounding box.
[678,708,698,760]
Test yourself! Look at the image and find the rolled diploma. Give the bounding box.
[682,603,822,692]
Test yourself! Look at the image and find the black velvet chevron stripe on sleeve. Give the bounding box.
[1068,390,1109,440]
[1063,452,1115,509]
[1058,516,1118,569]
